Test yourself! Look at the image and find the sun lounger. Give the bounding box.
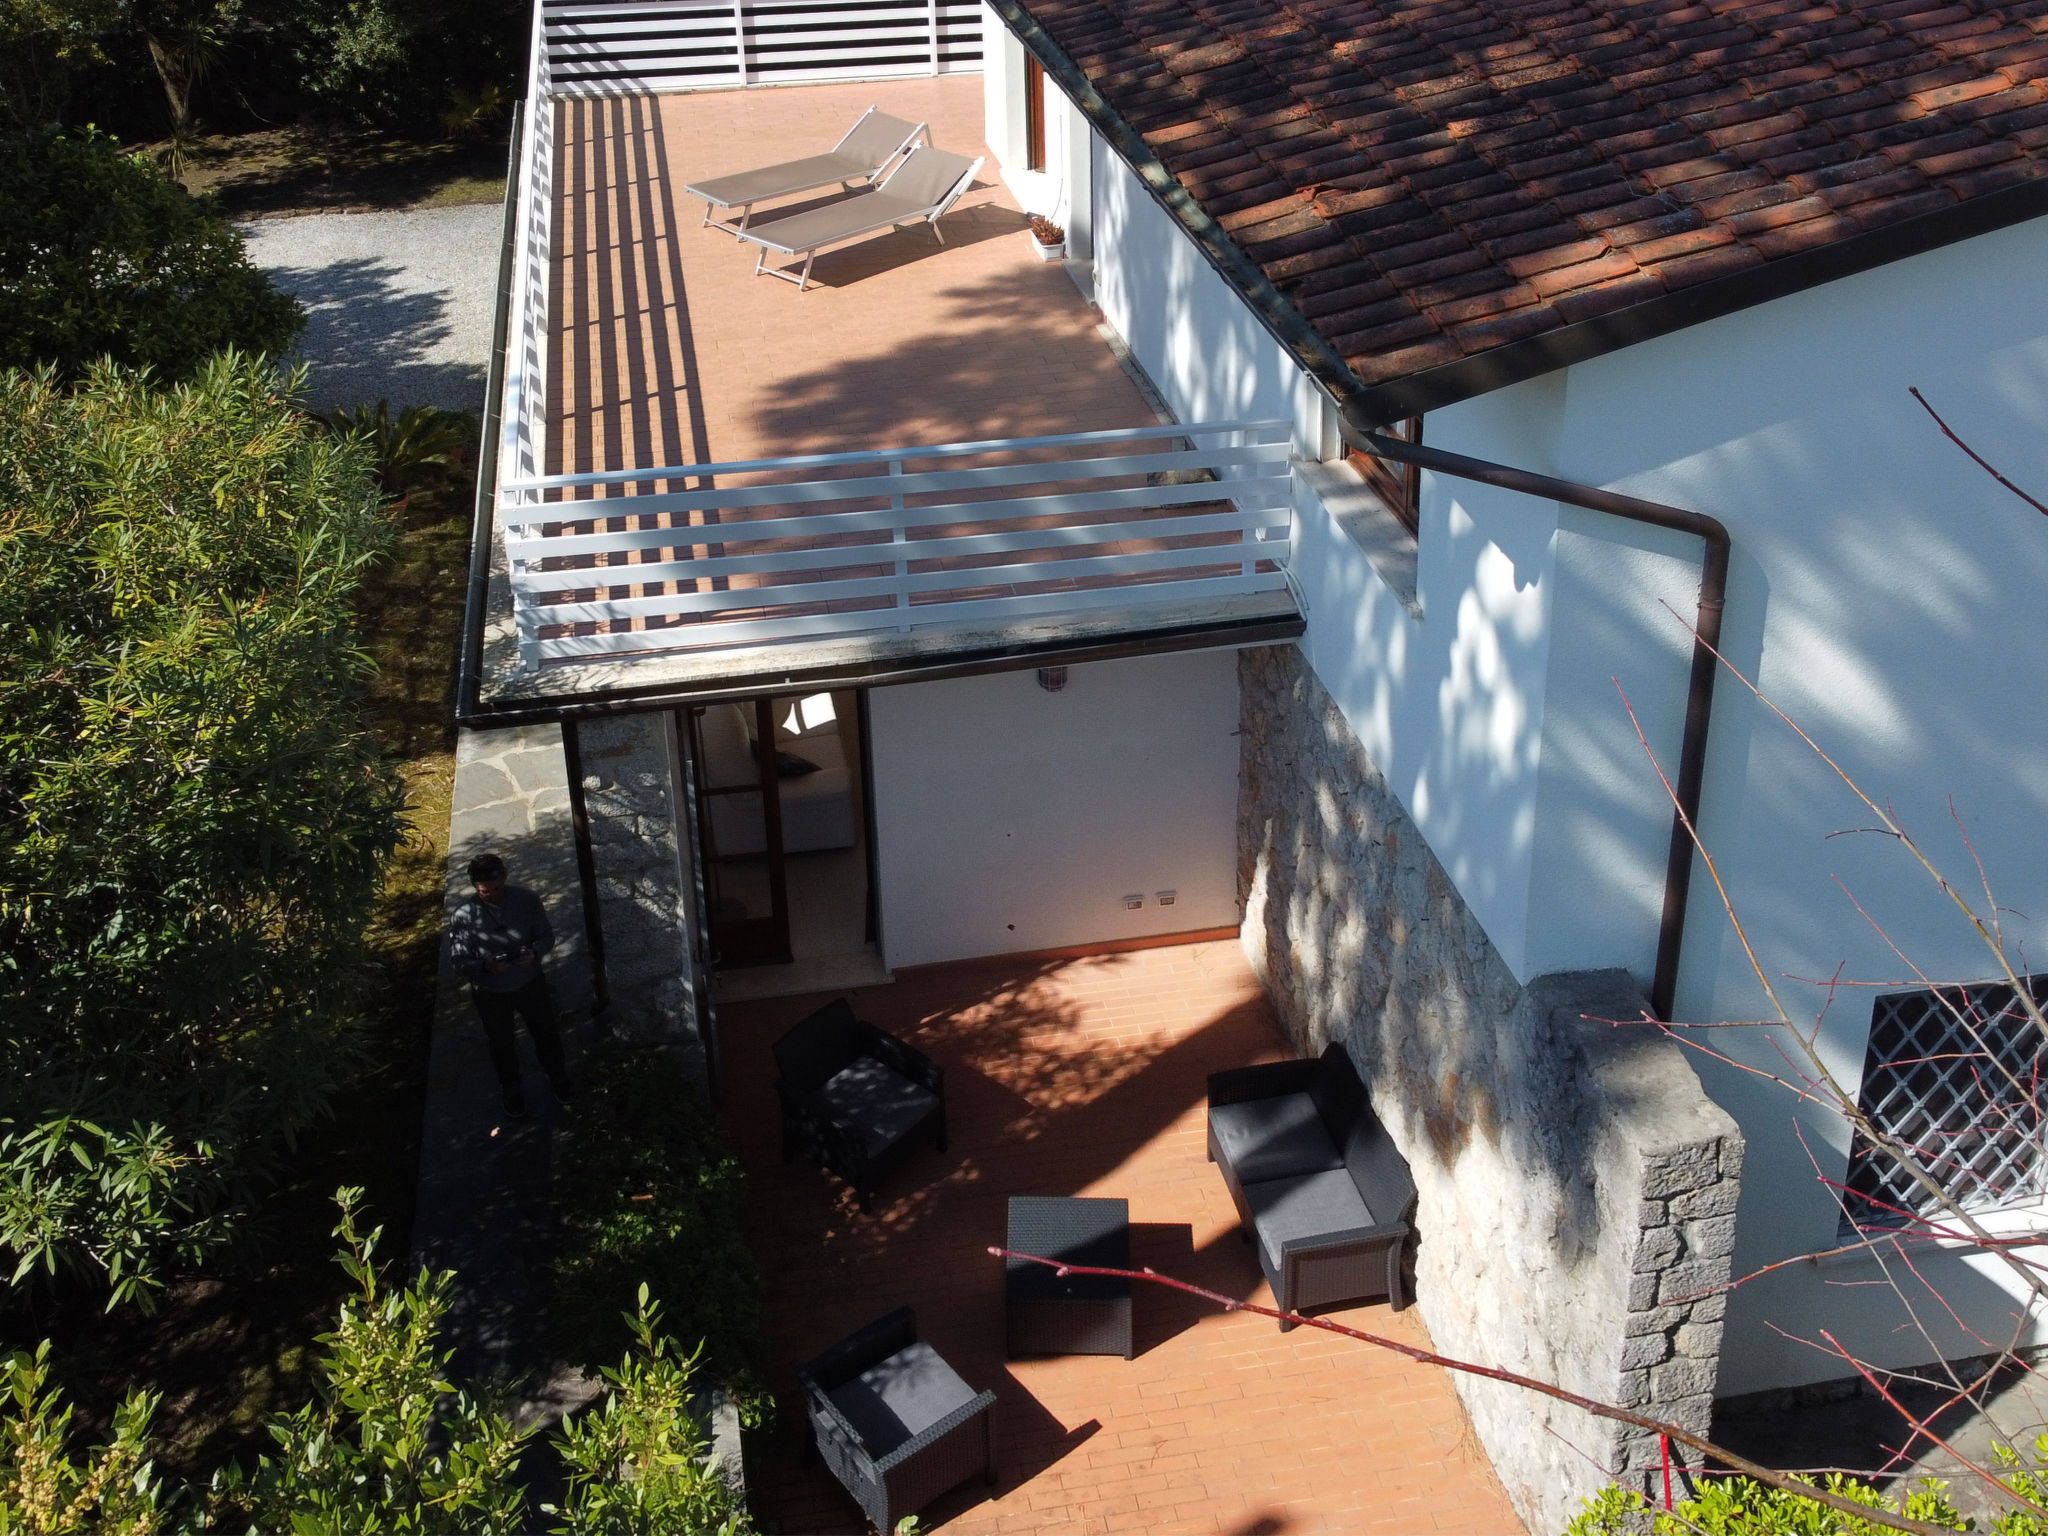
[737,147,986,291]
[685,107,928,236]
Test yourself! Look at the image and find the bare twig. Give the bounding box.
[1909,387,2048,517]
[1820,1329,2048,1516]
[991,1249,1965,1536]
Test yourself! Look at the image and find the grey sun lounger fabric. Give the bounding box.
[738,146,986,291]
[685,107,927,233]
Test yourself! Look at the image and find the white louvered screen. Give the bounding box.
[543,0,983,93]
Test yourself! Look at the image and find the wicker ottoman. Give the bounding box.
[1004,1195,1134,1359]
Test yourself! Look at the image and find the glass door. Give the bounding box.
[683,698,792,970]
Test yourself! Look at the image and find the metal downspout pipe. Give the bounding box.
[1342,417,1730,1022]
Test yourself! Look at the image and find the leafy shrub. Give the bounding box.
[0,129,301,382]
[1564,1472,1976,1534]
[0,355,405,1307]
[323,399,479,522]
[208,1191,529,1534]
[547,1287,754,1536]
[548,1045,768,1423]
[2,1192,756,1534]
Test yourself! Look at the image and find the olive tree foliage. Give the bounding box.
[0,356,405,1309]
[0,128,301,385]
[0,0,522,137]
[0,1193,755,1535]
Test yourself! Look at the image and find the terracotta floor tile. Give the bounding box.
[717,940,1525,1535]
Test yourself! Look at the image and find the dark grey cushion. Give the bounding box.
[810,1057,938,1158]
[827,1340,978,1457]
[1211,1093,1342,1185]
[1247,1167,1377,1271]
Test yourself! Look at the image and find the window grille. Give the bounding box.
[1841,975,2048,1233]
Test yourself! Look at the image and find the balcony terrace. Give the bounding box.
[473,66,1301,709]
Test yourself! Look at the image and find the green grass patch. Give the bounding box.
[140,126,508,216]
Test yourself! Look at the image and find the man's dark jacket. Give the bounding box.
[448,885,554,995]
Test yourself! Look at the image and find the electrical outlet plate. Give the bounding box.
[1122,894,1144,910]
[1156,890,1177,906]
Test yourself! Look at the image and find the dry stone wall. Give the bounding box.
[574,711,703,1072]
[1237,644,1742,1535]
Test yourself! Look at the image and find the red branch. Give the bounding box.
[1909,387,2048,517]
[991,1249,1961,1536]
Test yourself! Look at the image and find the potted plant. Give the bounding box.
[1029,215,1066,262]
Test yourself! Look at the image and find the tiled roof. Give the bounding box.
[1012,0,2048,410]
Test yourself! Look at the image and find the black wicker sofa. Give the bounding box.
[1207,1042,1418,1327]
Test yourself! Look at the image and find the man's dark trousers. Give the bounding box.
[475,975,568,1092]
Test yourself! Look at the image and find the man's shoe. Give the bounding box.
[502,1085,530,1120]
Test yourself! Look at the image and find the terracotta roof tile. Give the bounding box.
[1552,270,1669,321]
[1014,0,2048,393]
[1428,281,1543,324]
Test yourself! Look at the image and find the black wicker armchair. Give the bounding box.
[772,998,947,1213]
[798,1307,998,1533]
[1207,1042,1418,1328]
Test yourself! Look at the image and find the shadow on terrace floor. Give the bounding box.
[717,939,1523,1536]
[745,262,1161,459]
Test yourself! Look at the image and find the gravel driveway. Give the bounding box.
[239,202,503,413]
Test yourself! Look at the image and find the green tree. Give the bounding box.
[0,355,404,1308]
[0,129,300,383]
[0,0,126,129]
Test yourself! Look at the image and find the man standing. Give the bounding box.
[450,852,572,1118]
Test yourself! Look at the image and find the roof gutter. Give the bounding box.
[456,104,523,729]
[1349,425,1728,1022]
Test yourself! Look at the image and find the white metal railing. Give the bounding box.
[542,0,983,94]
[499,422,1295,667]
[498,0,555,495]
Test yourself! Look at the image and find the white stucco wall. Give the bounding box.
[1090,132,1327,450]
[980,8,1079,228]
[867,652,1241,968]
[1293,384,1584,979]
[1297,215,2048,1393]
[1535,216,2048,1393]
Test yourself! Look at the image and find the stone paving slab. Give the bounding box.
[411,723,592,1383]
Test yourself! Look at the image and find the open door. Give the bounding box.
[684,698,793,970]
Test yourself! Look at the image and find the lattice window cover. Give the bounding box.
[1842,976,2048,1233]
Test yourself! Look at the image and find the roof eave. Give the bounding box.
[996,0,2048,431]
[1345,172,2048,426]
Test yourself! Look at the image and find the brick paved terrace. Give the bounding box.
[548,75,1161,475]
[717,939,1525,1535]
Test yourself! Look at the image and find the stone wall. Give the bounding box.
[1237,644,1742,1535]
[574,711,702,1069]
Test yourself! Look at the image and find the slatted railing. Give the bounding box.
[543,0,983,93]
[499,0,554,492]
[498,422,1295,667]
